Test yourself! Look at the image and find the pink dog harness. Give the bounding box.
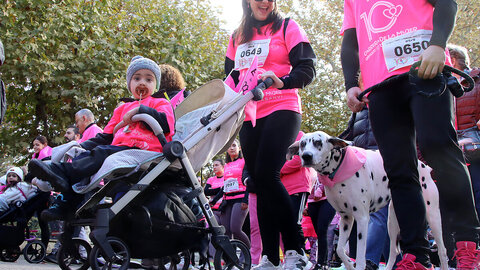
[318,146,367,188]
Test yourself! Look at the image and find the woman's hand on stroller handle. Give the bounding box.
[259,71,283,89]
[251,77,274,101]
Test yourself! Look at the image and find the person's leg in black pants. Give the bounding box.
[308,200,336,266]
[411,82,480,244]
[368,79,431,266]
[240,110,301,266]
[289,192,308,248]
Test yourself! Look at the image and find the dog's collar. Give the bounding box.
[328,148,346,180]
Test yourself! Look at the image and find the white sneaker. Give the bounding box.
[283,250,312,270]
[252,255,283,270]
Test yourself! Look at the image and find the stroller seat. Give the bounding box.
[73,79,243,204]
[72,149,165,194]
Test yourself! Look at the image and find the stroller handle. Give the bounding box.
[251,77,274,101]
[131,113,167,146]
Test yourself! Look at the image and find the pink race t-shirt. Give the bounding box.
[226,19,310,121]
[79,124,103,143]
[280,131,316,195]
[103,96,175,152]
[223,158,246,200]
[206,176,224,209]
[341,0,451,89]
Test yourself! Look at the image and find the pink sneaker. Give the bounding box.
[453,241,480,270]
[396,254,433,270]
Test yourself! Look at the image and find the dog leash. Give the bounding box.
[357,61,475,101]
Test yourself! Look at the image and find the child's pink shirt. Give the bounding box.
[226,19,310,120]
[223,158,246,200]
[79,124,103,143]
[341,0,451,89]
[103,96,175,152]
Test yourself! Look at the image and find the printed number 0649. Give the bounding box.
[240,48,262,58]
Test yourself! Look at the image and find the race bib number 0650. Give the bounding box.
[382,30,432,72]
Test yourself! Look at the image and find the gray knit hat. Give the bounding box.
[0,39,4,66]
[126,56,161,92]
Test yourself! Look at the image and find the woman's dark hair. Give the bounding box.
[225,139,243,163]
[233,0,284,45]
[33,135,48,145]
[213,158,225,166]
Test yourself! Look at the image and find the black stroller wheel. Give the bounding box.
[0,246,21,262]
[58,238,91,270]
[214,240,251,270]
[23,240,46,263]
[158,250,191,270]
[89,237,130,270]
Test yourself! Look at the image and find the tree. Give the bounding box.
[278,0,350,136]
[0,0,228,167]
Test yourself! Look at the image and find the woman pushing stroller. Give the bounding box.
[27,56,176,221]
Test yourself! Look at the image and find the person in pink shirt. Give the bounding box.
[217,140,250,250]
[27,56,175,221]
[75,108,103,143]
[341,0,480,269]
[205,159,225,221]
[31,135,52,161]
[225,1,316,269]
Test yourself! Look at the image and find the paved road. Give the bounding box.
[0,257,59,270]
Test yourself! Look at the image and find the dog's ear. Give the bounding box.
[286,141,300,160]
[328,137,349,149]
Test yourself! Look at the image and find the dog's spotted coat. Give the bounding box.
[287,131,448,270]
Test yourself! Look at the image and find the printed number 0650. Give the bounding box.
[394,41,429,57]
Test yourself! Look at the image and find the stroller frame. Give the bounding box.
[57,79,269,270]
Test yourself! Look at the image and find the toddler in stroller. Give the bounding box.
[28,55,176,221]
[0,167,51,263]
[0,167,37,212]
[28,59,272,269]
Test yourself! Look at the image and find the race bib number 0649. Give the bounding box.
[382,30,432,72]
[234,39,271,70]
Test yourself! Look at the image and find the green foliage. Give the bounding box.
[0,0,228,167]
[450,0,480,67]
[279,0,350,136]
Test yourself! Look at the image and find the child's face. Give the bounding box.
[130,69,156,100]
[33,139,46,154]
[7,173,19,185]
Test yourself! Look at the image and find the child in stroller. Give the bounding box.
[28,55,176,221]
[28,62,272,269]
[0,167,38,212]
[0,167,51,263]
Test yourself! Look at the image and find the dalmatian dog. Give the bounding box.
[287,131,448,270]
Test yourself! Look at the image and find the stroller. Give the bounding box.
[49,78,272,270]
[0,189,50,263]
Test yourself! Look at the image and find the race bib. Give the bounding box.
[223,178,239,193]
[234,39,270,71]
[382,30,432,72]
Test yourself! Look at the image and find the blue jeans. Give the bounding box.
[366,205,390,265]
